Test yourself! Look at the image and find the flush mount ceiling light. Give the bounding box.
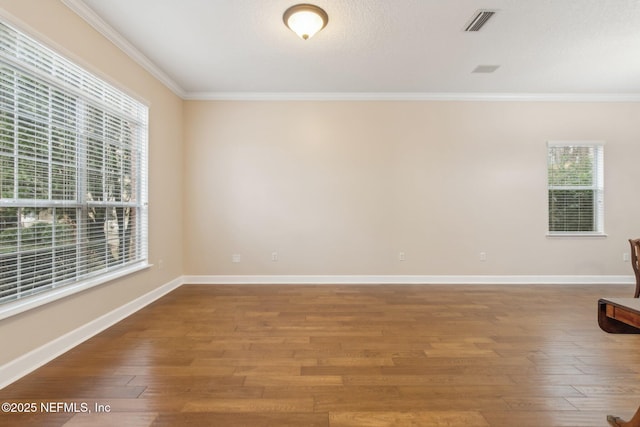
[283,4,328,40]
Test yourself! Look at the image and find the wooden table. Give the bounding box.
[598,297,640,333]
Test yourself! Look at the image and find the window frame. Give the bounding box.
[0,19,149,320]
[546,140,605,237]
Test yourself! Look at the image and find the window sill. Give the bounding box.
[546,233,608,238]
[0,261,151,321]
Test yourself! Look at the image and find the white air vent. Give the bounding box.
[464,10,496,32]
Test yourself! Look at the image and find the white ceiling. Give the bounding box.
[64,0,640,100]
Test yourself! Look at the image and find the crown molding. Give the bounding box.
[184,91,640,102]
[58,1,640,103]
[62,0,186,98]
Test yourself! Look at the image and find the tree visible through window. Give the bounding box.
[547,142,604,234]
[0,21,148,308]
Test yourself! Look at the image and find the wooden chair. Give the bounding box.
[601,241,640,426]
[631,238,640,298]
[598,239,640,333]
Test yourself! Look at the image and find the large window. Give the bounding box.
[0,20,148,314]
[547,141,604,235]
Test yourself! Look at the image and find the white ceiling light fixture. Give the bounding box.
[283,4,328,40]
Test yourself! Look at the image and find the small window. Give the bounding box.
[547,141,604,235]
[0,20,148,315]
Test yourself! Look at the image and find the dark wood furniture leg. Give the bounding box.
[608,405,640,426]
[630,238,640,298]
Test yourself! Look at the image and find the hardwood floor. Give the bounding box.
[1,284,639,426]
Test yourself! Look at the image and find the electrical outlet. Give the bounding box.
[623,253,630,262]
[232,254,241,263]
[272,252,278,262]
[398,252,405,261]
[479,252,487,262]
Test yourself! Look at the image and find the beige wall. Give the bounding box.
[1,0,640,374]
[184,100,640,276]
[0,1,183,364]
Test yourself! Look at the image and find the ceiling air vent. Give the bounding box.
[464,9,496,32]
[472,65,500,73]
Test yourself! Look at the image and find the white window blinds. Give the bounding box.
[0,20,148,308]
[547,142,604,234]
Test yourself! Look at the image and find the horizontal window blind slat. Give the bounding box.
[0,49,146,126]
[0,19,148,309]
[547,143,604,234]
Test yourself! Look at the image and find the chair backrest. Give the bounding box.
[630,238,640,298]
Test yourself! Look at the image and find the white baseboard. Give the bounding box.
[183,274,635,285]
[0,276,183,389]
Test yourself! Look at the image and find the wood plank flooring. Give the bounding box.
[1,284,640,426]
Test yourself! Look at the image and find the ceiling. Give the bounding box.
[64,0,640,100]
